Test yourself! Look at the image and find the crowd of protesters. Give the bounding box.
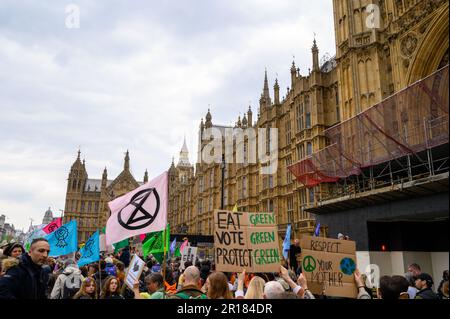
[0,238,448,300]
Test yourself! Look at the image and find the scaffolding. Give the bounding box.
[289,65,449,199]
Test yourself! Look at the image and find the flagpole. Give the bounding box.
[162,226,167,280]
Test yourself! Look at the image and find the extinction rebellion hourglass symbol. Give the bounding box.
[55,226,69,248]
[83,238,95,258]
[117,188,160,231]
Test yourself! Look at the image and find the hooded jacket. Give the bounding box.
[0,253,48,299]
[1,257,19,273]
[50,265,84,299]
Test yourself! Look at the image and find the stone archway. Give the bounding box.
[406,3,449,84]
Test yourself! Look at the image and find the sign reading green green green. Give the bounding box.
[214,210,280,273]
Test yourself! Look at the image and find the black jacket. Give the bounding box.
[415,288,439,300]
[119,249,130,268]
[0,254,48,299]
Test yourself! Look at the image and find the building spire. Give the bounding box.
[263,68,270,98]
[178,137,191,167]
[124,150,130,171]
[143,169,148,183]
[312,37,320,71]
[274,78,280,105]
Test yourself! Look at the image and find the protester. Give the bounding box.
[94,260,109,290]
[408,263,422,277]
[116,261,126,285]
[104,257,117,277]
[0,257,19,277]
[437,270,449,299]
[0,238,50,299]
[119,247,130,268]
[244,276,266,299]
[354,269,371,299]
[177,261,193,291]
[415,273,438,299]
[73,277,98,299]
[164,269,177,295]
[441,281,449,299]
[50,258,84,299]
[100,276,124,299]
[289,239,301,274]
[200,260,211,285]
[377,275,410,300]
[404,271,418,299]
[2,243,24,258]
[133,273,166,299]
[263,281,285,299]
[279,265,305,298]
[169,266,207,299]
[207,272,233,299]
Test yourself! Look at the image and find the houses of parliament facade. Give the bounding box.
[166,0,448,240]
[63,0,448,243]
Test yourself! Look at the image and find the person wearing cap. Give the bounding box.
[415,273,438,299]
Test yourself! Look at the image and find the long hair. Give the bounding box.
[100,276,121,299]
[73,277,98,299]
[245,276,266,299]
[207,272,232,299]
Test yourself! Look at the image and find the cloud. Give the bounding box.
[0,0,335,230]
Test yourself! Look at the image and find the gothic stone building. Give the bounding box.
[63,151,148,243]
[167,0,449,259]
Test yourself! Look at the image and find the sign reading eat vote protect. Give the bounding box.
[300,235,358,298]
[214,210,281,273]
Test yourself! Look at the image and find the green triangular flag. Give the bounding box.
[174,246,181,257]
[142,225,170,259]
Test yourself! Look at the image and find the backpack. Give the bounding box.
[175,291,208,299]
[62,273,82,299]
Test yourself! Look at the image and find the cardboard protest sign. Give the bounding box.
[214,210,280,273]
[300,235,358,298]
[125,254,145,290]
[180,246,198,270]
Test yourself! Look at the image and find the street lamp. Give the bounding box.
[220,154,225,210]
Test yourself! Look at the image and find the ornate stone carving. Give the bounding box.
[400,33,418,57]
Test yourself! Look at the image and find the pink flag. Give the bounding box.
[180,239,189,253]
[43,218,62,234]
[139,234,146,242]
[106,171,168,246]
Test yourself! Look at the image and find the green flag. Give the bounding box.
[142,225,170,259]
[113,238,129,254]
[174,246,181,257]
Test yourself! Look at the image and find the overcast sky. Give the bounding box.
[0,0,335,231]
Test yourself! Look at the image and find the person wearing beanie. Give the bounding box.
[415,273,438,299]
